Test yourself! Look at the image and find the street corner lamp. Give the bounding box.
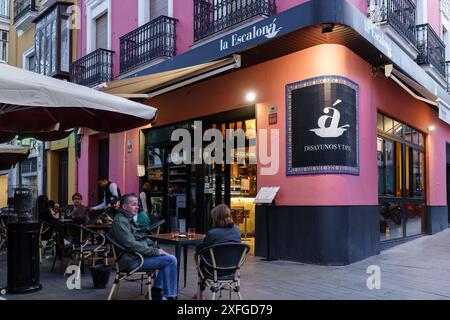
[246,91,257,102]
[428,125,436,133]
[321,23,335,34]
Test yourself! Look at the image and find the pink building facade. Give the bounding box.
[74,0,450,264]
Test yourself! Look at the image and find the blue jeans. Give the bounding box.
[131,254,177,298]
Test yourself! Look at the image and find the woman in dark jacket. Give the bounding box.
[37,195,57,241]
[196,204,241,253]
[194,204,241,299]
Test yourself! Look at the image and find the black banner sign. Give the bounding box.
[286,76,359,175]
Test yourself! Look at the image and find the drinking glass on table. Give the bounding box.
[171,229,180,239]
[187,228,196,239]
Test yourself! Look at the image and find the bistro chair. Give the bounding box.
[51,221,73,273]
[195,242,250,300]
[63,223,109,280]
[148,218,165,235]
[0,216,7,250]
[38,219,56,263]
[105,234,155,300]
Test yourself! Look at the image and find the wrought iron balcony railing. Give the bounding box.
[416,24,446,79]
[446,61,450,92]
[70,48,114,88]
[194,0,277,42]
[367,0,417,46]
[14,0,38,23]
[120,15,177,74]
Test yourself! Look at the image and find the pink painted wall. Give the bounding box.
[76,0,138,77]
[76,131,108,206]
[428,0,442,35]
[373,75,450,206]
[108,133,126,194]
[110,0,138,77]
[75,0,450,203]
[174,0,194,55]
[146,43,450,207]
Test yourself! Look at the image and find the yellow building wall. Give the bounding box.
[0,175,8,208]
[8,0,78,68]
[47,134,76,205]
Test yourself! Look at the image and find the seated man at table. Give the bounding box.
[109,193,177,300]
[66,193,89,225]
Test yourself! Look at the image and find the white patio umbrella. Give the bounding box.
[0,62,157,134]
[0,144,30,171]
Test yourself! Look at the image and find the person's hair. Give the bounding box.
[98,177,109,182]
[72,193,82,200]
[36,195,49,211]
[48,200,55,208]
[211,204,234,228]
[120,193,138,207]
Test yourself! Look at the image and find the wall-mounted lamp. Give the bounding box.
[428,125,435,132]
[246,92,256,102]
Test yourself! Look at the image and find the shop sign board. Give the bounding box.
[286,76,359,175]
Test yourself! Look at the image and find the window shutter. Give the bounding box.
[150,0,168,21]
[96,13,108,50]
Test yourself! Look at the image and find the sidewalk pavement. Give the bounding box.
[2,228,450,300]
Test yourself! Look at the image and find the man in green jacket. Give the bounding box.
[109,193,177,300]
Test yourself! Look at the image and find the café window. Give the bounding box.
[377,113,426,241]
[34,3,72,78]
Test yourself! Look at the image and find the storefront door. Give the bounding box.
[377,113,426,241]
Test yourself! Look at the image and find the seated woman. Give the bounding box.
[194,204,241,299]
[196,204,241,253]
[37,195,58,241]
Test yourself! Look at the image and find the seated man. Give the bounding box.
[66,193,89,225]
[109,193,177,300]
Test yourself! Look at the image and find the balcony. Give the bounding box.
[120,15,177,75]
[416,24,446,79]
[70,49,114,88]
[367,0,417,47]
[194,0,277,42]
[13,0,39,32]
[447,61,450,92]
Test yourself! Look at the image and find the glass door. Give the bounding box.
[377,113,426,241]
